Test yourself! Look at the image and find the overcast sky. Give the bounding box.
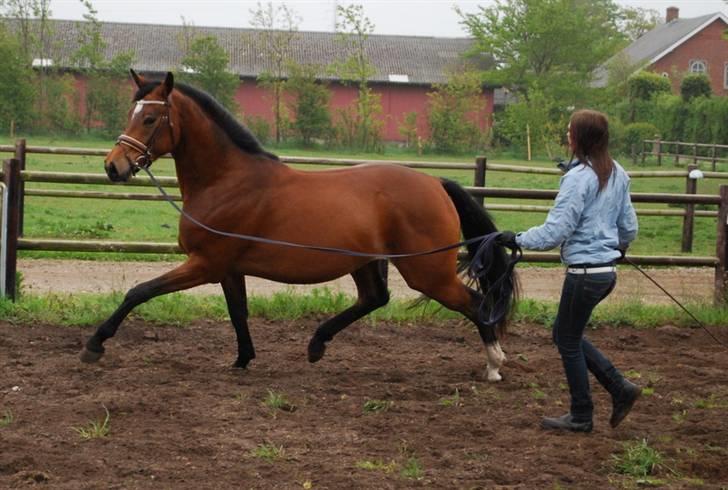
[48,0,728,37]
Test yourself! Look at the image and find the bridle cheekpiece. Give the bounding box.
[116,99,173,173]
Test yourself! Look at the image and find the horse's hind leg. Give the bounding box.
[395,260,506,381]
[80,258,209,363]
[221,273,255,369]
[308,260,390,363]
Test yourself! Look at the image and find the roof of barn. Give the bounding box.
[37,19,485,85]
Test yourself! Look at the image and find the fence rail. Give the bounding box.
[642,139,728,170]
[2,141,728,303]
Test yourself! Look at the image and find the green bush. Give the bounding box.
[243,115,272,145]
[627,71,672,101]
[680,73,711,101]
[652,94,687,142]
[622,122,659,162]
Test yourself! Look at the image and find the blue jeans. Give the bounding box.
[552,271,624,422]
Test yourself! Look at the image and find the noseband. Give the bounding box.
[116,100,174,172]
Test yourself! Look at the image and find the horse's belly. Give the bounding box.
[241,251,369,284]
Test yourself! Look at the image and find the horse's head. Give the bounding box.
[104,69,179,182]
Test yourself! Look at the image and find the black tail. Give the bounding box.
[441,179,519,336]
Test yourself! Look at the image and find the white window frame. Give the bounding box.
[689,59,707,74]
[724,63,728,89]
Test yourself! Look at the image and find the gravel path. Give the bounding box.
[17,258,714,305]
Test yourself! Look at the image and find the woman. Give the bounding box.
[498,109,640,432]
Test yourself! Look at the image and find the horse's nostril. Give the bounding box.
[107,162,119,180]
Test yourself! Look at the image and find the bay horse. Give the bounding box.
[81,70,516,381]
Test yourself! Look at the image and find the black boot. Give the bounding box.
[541,413,593,433]
[610,380,642,428]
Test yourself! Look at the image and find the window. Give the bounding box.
[689,59,707,74]
[724,64,728,89]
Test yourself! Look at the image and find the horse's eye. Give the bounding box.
[143,116,156,126]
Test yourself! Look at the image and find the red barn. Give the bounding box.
[47,19,493,142]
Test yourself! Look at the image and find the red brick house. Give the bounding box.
[44,19,493,142]
[595,7,728,95]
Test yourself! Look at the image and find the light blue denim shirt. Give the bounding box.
[515,160,638,265]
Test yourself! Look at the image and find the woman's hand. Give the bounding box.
[495,231,518,248]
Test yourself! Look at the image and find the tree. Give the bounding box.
[427,71,485,154]
[178,35,239,113]
[457,0,624,104]
[285,62,331,146]
[0,23,34,133]
[248,1,301,143]
[70,0,135,135]
[1,0,55,125]
[616,6,662,42]
[333,4,382,151]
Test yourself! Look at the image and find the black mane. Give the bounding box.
[133,81,278,161]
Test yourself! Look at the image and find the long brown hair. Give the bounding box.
[569,109,614,191]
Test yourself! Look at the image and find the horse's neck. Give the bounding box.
[171,113,268,199]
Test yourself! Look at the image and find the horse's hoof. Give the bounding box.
[232,359,250,369]
[307,338,326,363]
[486,368,503,382]
[79,348,104,364]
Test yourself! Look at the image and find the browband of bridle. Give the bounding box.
[116,100,173,171]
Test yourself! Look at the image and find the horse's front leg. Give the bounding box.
[221,273,255,368]
[80,258,209,363]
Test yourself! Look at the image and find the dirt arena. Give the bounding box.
[1,316,726,488]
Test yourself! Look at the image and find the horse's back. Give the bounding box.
[285,163,462,248]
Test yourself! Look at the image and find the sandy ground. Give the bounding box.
[17,258,716,305]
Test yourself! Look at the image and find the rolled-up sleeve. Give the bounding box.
[617,181,638,246]
[516,172,588,251]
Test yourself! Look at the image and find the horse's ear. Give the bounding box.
[130,68,144,88]
[162,72,174,96]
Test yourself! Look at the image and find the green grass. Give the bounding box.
[263,390,297,412]
[0,409,13,427]
[0,289,727,328]
[363,399,393,413]
[73,405,111,440]
[355,459,398,474]
[438,388,462,407]
[250,443,285,461]
[1,134,725,261]
[612,439,667,486]
[400,456,425,480]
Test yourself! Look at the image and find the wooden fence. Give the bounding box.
[2,141,728,303]
[642,139,728,170]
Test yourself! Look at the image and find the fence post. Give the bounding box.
[14,139,26,237]
[711,144,717,171]
[716,185,728,305]
[474,156,486,206]
[3,158,21,301]
[682,164,698,252]
[693,143,698,165]
[675,142,680,165]
[655,138,662,165]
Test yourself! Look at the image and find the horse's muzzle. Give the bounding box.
[105,161,132,182]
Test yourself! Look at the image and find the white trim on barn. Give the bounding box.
[388,74,410,83]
